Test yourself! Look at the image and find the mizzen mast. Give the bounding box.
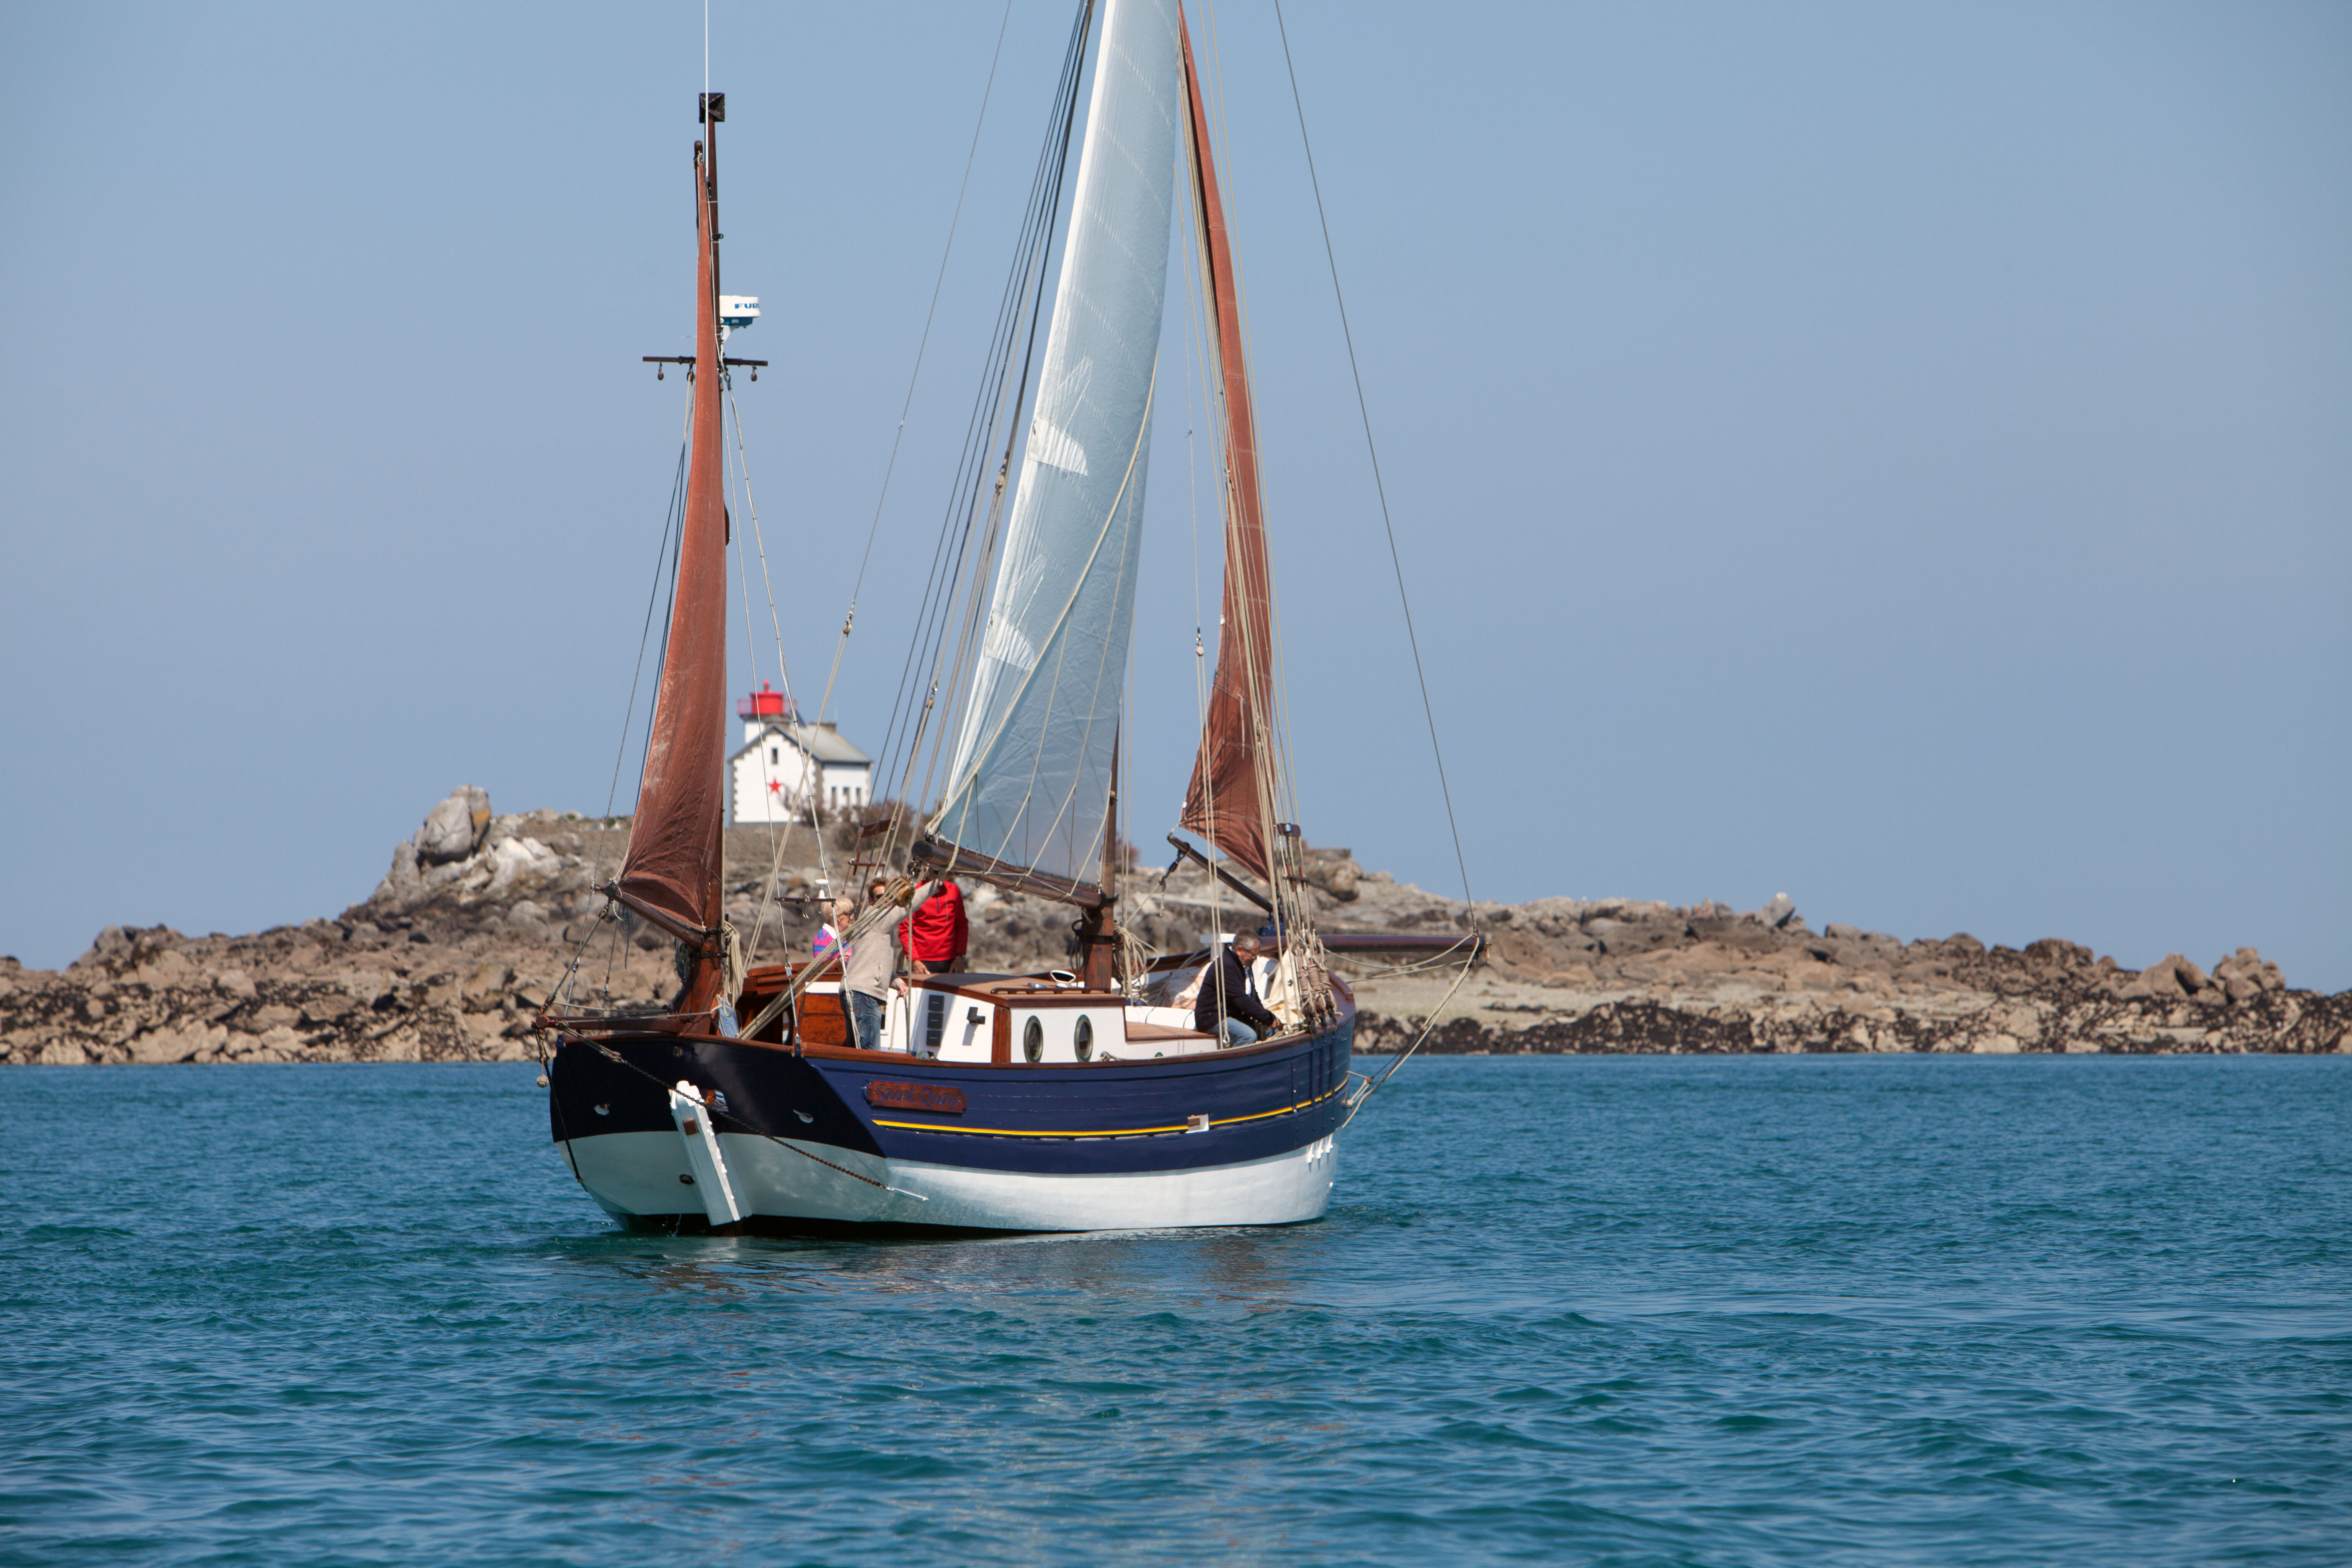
[1176,10,1286,902]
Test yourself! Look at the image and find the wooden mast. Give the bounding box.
[609,94,733,1024]
[1175,8,1282,889]
[1075,734,1120,990]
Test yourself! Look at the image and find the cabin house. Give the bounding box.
[727,683,873,823]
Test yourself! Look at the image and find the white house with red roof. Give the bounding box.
[727,683,873,824]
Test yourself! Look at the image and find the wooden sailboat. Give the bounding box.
[542,0,1357,1233]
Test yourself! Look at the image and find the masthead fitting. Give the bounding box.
[699,92,725,124]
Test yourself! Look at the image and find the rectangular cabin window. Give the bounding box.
[769,746,778,765]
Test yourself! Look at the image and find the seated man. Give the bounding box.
[1193,929,1279,1048]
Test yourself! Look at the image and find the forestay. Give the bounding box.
[933,0,1181,886]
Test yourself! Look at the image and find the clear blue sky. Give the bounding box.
[3,2,2346,989]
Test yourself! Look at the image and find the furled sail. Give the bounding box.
[1175,15,1279,883]
[931,0,1182,889]
[616,140,729,941]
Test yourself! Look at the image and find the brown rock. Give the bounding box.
[135,950,196,986]
[250,1025,304,1056]
[2123,954,2212,1001]
[127,1022,228,1064]
[15,801,2349,1068]
[2212,947,2286,1004]
[300,994,358,1025]
[462,962,516,1008]
[1302,851,1360,903]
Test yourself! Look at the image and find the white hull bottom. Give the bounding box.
[558,1130,1339,1233]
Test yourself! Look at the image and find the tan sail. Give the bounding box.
[616,135,730,968]
[1175,10,1279,884]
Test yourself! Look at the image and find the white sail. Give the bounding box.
[933,0,1181,885]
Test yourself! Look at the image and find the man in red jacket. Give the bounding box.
[900,875,968,976]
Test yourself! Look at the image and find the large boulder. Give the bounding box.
[2212,946,2285,1003]
[416,787,492,865]
[70,925,187,977]
[127,1022,228,1064]
[2025,938,2092,969]
[1302,850,1360,903]
[72,926,133,972]
[483,834,560,893]
[2122,953,2210,1001]
[372,839,422,905]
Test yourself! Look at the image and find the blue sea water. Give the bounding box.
[2,1056,2346,1566]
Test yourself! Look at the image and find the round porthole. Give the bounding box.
[1023,1016,1044,1063]
[1074,1016,1094,1063]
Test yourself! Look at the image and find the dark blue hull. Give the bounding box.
[547,1008,1356,1231]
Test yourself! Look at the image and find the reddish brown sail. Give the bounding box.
[616,138,729,958]
[1176,12,1279,882]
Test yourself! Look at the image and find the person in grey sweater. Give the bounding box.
[841,877,934,1052]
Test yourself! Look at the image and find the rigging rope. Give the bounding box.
[1273,0,1480,1109]
[1182,7,1330,1020]
[1173,96,1228,1002]
[1339,955,1473,1131]
[858,0,1097,867]
[554,400,696,1014]
[814,0,1016,731]
[726,381,829,964]
[1272,0,1472,915]
[599,409,693,836]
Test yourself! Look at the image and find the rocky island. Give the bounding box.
[4,788,2344,1066]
